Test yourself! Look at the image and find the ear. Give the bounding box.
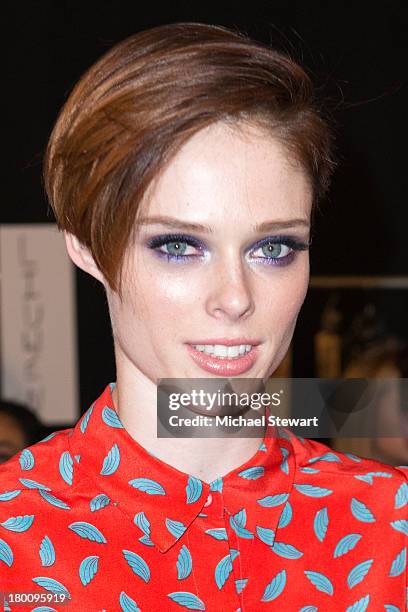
[64,231,106,285]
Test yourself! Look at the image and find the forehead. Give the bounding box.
[139,121,313,225]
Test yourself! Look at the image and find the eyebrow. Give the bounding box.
[136,215,310,233]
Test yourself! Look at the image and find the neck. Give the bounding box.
[112,366,264,484]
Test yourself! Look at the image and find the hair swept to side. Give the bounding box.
[44,22,335,295]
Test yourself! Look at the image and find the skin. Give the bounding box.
[0,413,27,463]
[65,121,313,482]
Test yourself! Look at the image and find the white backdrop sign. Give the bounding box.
[0,224,78,424]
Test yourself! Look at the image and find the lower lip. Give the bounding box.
[186,345,259,376]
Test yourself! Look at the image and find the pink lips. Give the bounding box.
[186,339,260,376]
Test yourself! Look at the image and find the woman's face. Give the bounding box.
[106,121,312,383]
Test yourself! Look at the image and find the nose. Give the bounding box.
[205,256,254,322]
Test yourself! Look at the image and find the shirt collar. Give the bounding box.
[69,383,296,553]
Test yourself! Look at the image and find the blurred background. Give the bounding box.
[2,1,407,464]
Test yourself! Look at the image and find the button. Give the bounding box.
[203,493,213,507]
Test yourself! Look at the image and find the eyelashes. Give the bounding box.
[146,233,310,266]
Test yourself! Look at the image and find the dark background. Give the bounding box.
[4,1,407,415]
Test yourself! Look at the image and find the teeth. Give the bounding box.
[214,345,228,358]
[191,344,253,359]
[227,346,240,358]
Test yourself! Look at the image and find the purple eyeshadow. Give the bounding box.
[146,233,309,266]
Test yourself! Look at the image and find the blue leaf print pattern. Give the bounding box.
[122,549,150,582]
[294,484,333,497]
[31,608,57,612]
[102,406,124,428]
[177,545,192,579]
[128,477,166,495]
[333,533,362,558]
[0,514,34,532]
[389,547,406,577]
[238,466,265,479]
[133,512,153,546]
[271,541,303,559]
[261,568,286,602]
[215,549,239,589]
[19,448,34,470]
[256,526,275,546]
[186,476,202,504]
[308,452,342,464]
[79,403,94,433]
[119,591,141,612]
[347,559,373,588]
[38,489,70,510]
[68,521,107,543]
[19,478,50,490]
[205,528,227,541]
[384,605,400,611]
[230,509,253,539]
[39,535,55,567]
[235,578,248,594]
[280,447,289,474]
[134,511,151,536]
[59,451,74,485]
[390,520,408,536]
[313,507,329,542]
[209,477,223,492]
[350,498,376,523]
[304,570,334,595]
[354,471,392,485]
[100,443,120,476]
[0,538,13,566]
[139,534,154,547]
[79,555,99,586]
[90,493,110,512]
[257,493,289,507]
[299,607,318,611]
[277,501,292,529]
[31,577,71,599]
[346,594,370,611]
[39,431,58,443]
[167,592,205,610]
[394,481,408,509]
[299,467,320,474]
[166,518,187,538]
[344,452,362,462]
[0,489,21,501]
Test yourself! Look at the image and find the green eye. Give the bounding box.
[261,242,283,258]
[165,241,188,256]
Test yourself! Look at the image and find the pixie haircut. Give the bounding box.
[44,22,335,295]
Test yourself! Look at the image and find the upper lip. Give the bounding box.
[187,338,261,346]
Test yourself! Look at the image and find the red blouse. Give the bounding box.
[0,382,407,611]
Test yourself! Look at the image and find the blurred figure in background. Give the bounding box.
[314,292,342,378]
[0,400,46,464]
[331,303,408,465]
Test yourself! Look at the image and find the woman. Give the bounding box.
[0,23,406,611]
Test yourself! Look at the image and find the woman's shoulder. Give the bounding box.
[0,425,75,511]
[290,434,408,494]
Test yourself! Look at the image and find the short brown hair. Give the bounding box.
[44,22,335,294]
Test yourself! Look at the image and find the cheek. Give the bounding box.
[260,263,309,329]
[116,267,204,331]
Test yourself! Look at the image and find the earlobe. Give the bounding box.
[64,231,105,284]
